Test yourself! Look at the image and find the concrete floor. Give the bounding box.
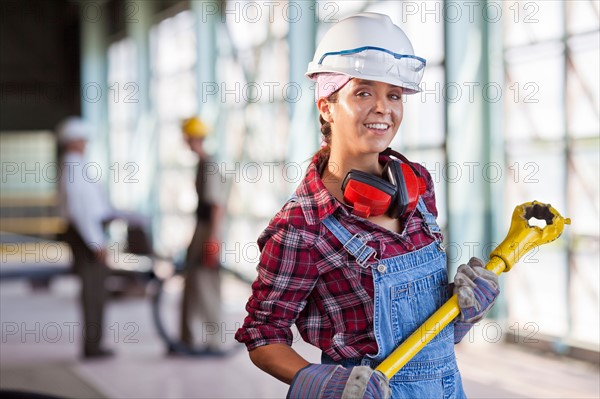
[1,274,598,399]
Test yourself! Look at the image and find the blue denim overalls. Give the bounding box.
[321,199,466,398]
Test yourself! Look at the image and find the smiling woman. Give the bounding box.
[235,12,499,399]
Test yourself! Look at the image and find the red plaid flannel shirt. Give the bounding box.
[235,152,442,361]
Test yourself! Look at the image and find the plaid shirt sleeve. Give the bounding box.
[235,202,319,350]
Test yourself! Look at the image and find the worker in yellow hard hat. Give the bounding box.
[175,116,228,355]
[182,116,209,139]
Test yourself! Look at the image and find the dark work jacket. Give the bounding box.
[195,159,213,222]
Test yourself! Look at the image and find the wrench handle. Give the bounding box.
[375,201,569,379]
[375,257,507,379]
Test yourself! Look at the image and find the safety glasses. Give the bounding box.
[318,46,426,90]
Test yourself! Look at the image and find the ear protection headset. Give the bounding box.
[341,149,426,219]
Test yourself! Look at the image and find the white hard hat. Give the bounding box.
[56,116,92,144]
[306,13,426,94]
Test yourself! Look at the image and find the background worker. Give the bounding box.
[178,117,227,354]
[57,116,147,359]
[235,13,499,398]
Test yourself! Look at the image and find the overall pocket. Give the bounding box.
[390,268,450,346]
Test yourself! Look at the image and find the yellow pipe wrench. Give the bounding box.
[376,201,571,379]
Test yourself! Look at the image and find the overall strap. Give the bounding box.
[417,197,442,236]
[322,215,376,268]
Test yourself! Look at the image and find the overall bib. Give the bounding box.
[321,199,466,398]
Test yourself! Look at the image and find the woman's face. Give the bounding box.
[320,78,404,158]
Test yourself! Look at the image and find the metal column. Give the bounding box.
[286,1,318,169]
[444,2,496,271]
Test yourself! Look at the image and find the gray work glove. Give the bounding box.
[287,364,391,399]
[453,257,500,323]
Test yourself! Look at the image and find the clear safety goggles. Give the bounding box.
[318,46,426,90]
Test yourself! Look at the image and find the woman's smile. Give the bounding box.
[364,122,393,135]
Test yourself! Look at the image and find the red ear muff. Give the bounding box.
[383,162,427,219]
[402,163,427,213]
[342,171,395,218]
[342,158,427,220]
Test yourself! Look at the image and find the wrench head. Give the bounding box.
[490,201,570,273]
[524,202,556,227]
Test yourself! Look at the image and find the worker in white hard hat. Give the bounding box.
[174,117,228,355]
[57,116,148,359]
[236,13,499,398]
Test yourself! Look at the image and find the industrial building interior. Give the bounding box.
[0,0,598,398]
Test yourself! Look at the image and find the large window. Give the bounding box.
[150,10,199,256]
[107,37,139,210]
[216,2,294,278]
[0,132,60,236]
[503,1,599,347]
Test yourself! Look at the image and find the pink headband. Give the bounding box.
[314,73,352,102]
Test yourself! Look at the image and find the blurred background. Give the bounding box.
[1,1,598,398]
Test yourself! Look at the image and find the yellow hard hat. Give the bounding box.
[182,117,209,138]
